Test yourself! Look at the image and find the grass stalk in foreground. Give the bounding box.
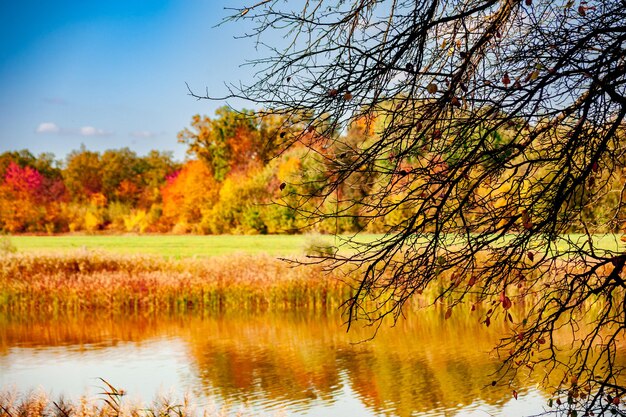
[0,384,280,417]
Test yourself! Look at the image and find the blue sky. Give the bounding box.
[0,0,259,162]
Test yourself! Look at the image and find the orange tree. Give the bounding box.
[160,160,220,231]
[203,1,626,415]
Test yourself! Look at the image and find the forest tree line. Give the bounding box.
[1,107,337,234]
[1,106,622,235]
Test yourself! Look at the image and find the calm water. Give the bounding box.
[0,312,554,416]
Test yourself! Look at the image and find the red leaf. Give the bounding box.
[513,390,518,400]
[4,162,44,195]
[444,308,453,320]
[279,182,286,190]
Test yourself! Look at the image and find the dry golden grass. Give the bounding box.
[0,252,351,315]
[0,385,284,417]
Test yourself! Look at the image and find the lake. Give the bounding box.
[0,310,558,417]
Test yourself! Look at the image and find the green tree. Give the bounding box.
[100,148,143,203]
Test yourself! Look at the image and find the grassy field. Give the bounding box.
[7,234,343,258]
[6,233,623,259]
[1,232,623,317]
[0,234,365,316]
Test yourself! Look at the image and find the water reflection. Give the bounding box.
[1,311,551,416]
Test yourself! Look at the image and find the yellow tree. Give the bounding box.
[161,160,219,232]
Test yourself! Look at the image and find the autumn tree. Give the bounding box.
[63,146,104,201]
[0,151,68,232]
[0,161,68,232]
[160,160,220,231]
[137,150,180,208]
[0,161,46,232]
[210,1,626,414]
[0,150,62,181]
[178,106,284,181]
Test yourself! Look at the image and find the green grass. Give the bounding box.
[8,234,335,258]
[6,233,624,259]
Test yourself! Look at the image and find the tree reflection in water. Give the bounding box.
[1,311,624,416]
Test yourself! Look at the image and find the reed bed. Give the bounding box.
[0,252,352,315]
[0,248,605,318]
[0,386,280,417]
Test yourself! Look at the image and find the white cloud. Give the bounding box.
[79,126,111,137]
[35,122,112,137]
[36,122,61,134]
[130,130,158,139]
